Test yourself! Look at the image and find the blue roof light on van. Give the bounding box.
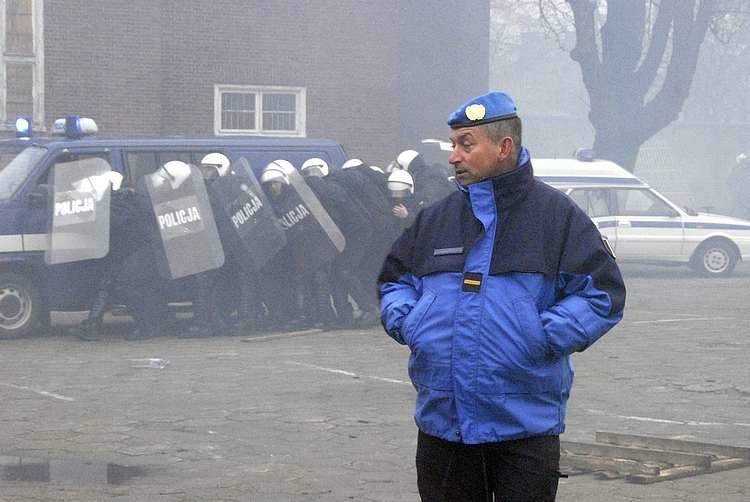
[15,116,32,139]
[51,115,98,139]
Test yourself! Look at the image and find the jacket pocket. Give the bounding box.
[512,295,549,365]
[475,295,556,394]
[401,290,436,346]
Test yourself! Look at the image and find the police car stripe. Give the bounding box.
[538,176,646,186]
[684,222,750,230]
[627,221,750,231]
[630,221,683,228]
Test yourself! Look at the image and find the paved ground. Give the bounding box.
[0,263,749,501]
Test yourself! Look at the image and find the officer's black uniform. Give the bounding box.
[328,165,390,319]
[407,155,454,209]
[303,174,371,327]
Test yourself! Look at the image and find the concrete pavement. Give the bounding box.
[0,263,748,501]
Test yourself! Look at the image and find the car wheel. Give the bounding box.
[692,240,738,277]
[0,272,42,339]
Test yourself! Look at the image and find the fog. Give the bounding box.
[490,0,750,213]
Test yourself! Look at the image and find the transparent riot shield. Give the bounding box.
[266,167,345,267]
[211,157,287,270]
[145,162,225,279]
[45,157,113,265]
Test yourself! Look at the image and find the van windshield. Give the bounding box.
[0,145,47,200]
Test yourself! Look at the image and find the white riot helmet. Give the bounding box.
[300,157,329,178]
[152,160,193,190]
[387,169,414,199]
[72,171,124,201]
[368,165,385,174]
[201,152,231,177]
[260,160,292,185]
[396,149,420,171]
[737,153,748,164]
[341,158,365,170]
[385,160,399,174]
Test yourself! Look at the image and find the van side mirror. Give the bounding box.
[26,184,52,208]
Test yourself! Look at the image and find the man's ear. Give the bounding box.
[497,136,514,162]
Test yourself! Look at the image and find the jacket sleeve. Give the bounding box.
[377,221,422,345]
[539,209,626,360]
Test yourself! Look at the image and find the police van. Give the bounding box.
[0,116,347,338]
[534,151,750,278]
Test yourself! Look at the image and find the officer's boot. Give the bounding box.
[181,273,217,338]
[314,271,336,329]
[330,271,356,329]
[75,279,111,341]
[230,279,257,336]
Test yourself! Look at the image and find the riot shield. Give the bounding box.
[209,156,287,271]
[145,161,225,280]
[45,157,113,265]
[265,166,345,267]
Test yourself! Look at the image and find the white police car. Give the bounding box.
[534,153,750,277]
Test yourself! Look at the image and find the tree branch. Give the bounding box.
[633,0,678,99]
[601,0,646,74]
[639,0,716,142]
[566,0,605,106]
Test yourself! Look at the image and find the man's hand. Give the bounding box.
[392,204,409,219]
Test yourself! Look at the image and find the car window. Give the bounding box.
[126,151,219,185]
[615,188,675,217]
[0,145,47,200]
[568,188,612,217]
[44,152,114,185]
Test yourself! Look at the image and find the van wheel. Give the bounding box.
[691,240,738,277]
[0,272,42,339]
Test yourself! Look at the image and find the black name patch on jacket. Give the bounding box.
[462,272,482,293]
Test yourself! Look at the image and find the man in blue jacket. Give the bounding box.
[377,91,626,501]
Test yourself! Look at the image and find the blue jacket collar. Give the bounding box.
[462,148,534,211]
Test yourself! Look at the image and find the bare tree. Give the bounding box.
[538,0,747,171]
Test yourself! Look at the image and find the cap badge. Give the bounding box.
[465,104,486,121]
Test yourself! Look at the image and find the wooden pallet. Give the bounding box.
[561,432,750,484]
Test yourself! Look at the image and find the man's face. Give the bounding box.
[448,126,508,185]
[268,180,284,195]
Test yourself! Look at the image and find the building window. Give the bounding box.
[1,0,44,130]
[5,63,32,118]
[214,85,306,137]
[6,0,33,55]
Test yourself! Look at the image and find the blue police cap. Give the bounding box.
[447,91,518,128]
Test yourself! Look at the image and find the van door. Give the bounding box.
[566,188,618,251]
[611,188,684,261]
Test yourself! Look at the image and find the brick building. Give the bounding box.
[1,0,490,165]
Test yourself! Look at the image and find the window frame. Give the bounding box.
[568,188,614,218]
[613,187,679,218]
[214,84,306,137]
[0,0,44,131]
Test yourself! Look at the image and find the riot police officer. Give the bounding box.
[260,159,346,330]
[387,168,421,230]
[394,149,454,209]
[328,158,390,324]
[300,157,371,328]
[258,161,301,329]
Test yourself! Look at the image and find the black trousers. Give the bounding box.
[416,430,562,502]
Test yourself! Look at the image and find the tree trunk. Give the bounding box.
[592,127,641,172]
